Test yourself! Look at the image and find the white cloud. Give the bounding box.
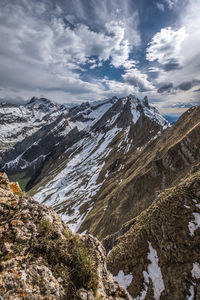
[156,3,165,12]
[146,0,200,87]
[50,18,134,68]
[148,67,160,73]
[146,27,187,65]
[122,68,155,92]
[101,78,137,98]
[164,0,180,9]
[0,0,141,103]
[145,0,200,110]
[123,60,138,69]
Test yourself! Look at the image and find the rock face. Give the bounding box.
[0,173,129,300]
[107,169,200,299]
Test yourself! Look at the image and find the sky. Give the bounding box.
[0,0,200,114]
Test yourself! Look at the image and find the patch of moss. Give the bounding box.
[8,172,30,191]
[31,221,98,299]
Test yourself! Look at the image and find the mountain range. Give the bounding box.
[0,95,200,299]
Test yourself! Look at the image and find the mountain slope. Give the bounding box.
[26,95,169,232]
[78,106,200,239]
[0,96,118,190]
[106,168,200,299]
[0,97,67,153]
[0,173,129,300]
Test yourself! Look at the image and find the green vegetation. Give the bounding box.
[8,172,30,191]
[31,219,98,299]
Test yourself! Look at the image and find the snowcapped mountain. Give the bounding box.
[18,100,200,240]
[0,97,67,153]
[0,94,170,232]
[1,95,168,225]
[1,95,200,300]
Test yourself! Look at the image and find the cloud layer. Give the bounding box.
[0,0,200,112]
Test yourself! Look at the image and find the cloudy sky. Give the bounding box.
[0,0,200,113]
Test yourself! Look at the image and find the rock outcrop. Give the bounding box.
[0,173,129,300]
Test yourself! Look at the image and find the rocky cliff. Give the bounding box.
[0,173,129,300]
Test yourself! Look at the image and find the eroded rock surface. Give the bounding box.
[0,173,129,300]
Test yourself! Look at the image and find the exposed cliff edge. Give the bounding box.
[0,173,129,300]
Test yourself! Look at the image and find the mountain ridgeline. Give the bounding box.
[0,95,200,299]
[0,95,169,232]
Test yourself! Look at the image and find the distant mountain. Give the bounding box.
[0,97,67,153]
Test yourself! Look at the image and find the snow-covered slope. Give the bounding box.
[28,95,170,232]
[0,98,67,153]
[0,96,119,153]
[0,94,172,234]
[34,126,121,231]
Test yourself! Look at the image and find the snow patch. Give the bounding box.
[136,241,164,300]
[143,106,169,129]
[130,100,140,124]
[191,263,200,279]
[187,285,195,300]
[188,213,200,236]
[114,270,133,289]
[184,205,190,209]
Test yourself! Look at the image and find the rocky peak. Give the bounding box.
[0,173,129,299]
[127,94,139,103]
[142,96,150,108]
[25,97,60,113]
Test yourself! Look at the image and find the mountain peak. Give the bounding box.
[26,97,54,109]
[142,96,150,108]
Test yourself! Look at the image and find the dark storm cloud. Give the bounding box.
[177,80,200,91]
[158,80,200,94]
[162,59,182,72]
[157,83,174,93]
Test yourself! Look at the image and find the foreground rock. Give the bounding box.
[107,169,200,299]
[0,173,129,300]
